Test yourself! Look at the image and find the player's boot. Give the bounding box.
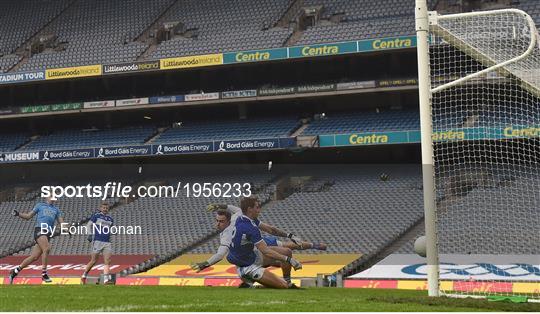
[238,282,252,288]
[313,242,327,251]
[81,277,87,285]
[42,273,52,283]
[288,283,300,289]
[9,268,19,284]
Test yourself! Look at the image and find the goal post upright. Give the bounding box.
[415,0,440,298]
[416,0,540,300]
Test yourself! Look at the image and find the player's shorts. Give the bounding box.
[236,249,265,281]
[33,227,52,243]
[263,236,282,247]
[92,240,112,254]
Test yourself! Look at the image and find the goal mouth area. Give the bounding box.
[416,1,540,299]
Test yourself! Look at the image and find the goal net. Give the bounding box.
[427,8,540,300]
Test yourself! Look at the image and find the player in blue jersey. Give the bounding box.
[9,197,65,283]
[191,203,326,286]
[192,202,316,288]
[227,197,303,289]
[81,202,114,284]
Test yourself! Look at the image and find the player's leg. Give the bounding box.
[9,243,42,284]
[262,246,293,286]
[81,252,99,284]
[256,268,289,289]
[102,245,112,284]
[36,235,52,282]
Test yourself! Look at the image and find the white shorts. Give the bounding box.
[237,249,265,281]
[92,240,112,254]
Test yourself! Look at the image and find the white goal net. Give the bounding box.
[427,8,540,300]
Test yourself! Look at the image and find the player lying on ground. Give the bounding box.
[81,202,114,285]
[9,197,66,283]
[193,197,302,289]
[191,207,289,288]
[191,204,326,287]
[192,201,325,287]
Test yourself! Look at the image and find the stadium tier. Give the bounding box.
[296,17,414,45]
[0,111,423,153]
[150,0,294,59]
[21,126,157,151]
[396,170,540,255]
[18,0,173,71]
[4,167,425,274]
[191,166,424,257]
[0,0,453,74]
[9,173,275,258]
[0,0,537,73]
[153,117,300,144]
[0,0,71,56]
[301,111,420,135]
[0,132,28,152]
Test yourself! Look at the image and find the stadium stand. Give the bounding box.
[296,17,414,45]
[301,110,420,136]
[0,0,71,55]
[2,193,116,257]
[0,0,536,73]
[9,173,275,257]
[191,165,424,256]
[150,0,294,59]
[0,133,28,152]
[396,168,540,255]
[295,0,416,45]
[19,0,174,71]
[0,55,21,73]
[21,126,156,151]
[153,117,300,144]
[0,111,424,152]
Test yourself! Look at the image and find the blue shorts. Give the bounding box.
[263,236,280,247]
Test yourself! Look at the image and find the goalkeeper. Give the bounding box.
[191,202,326,287]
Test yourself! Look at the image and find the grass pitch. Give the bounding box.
[1,285,539,312]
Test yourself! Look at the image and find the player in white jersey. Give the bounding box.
[191,203,326,287]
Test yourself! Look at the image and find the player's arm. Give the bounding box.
[85,214,97,242]
[191,245,229,272]
[12,210,36,220]
[226,205,241,215]
[255,239,302,270]
[258,222,302,244]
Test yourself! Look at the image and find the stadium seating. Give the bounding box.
[0,132,28,152]
[153,117,300,144]
[301,111,420,136]
[11,173,275,256]
[0,55,21,73]
[296,17,414,45]
[0,0,537,73]
[150,0,293,59]
[21,126,156,151]
[2,189,118,256]
[296,0,415,45]
[19,0,174,71]
[0,0,71,55]
[191,165,425,255]
[397,167,540,255]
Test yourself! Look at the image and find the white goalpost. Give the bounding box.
[416,0,540,301]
